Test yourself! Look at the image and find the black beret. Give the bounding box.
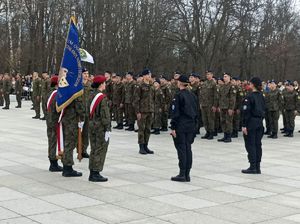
[250,77,262,87]
[82,68,88,73]
[142,69,151,76]
[178,75,190,83]
[126,71,134,76]
[154,78,161,84]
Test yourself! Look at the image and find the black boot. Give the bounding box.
[264,130,271,135]
[231,130,238,138]
[88,170,108,182]
[139,144,147,155]
[241,163,259,174]
[213,130,218,136]
[40,117,46,120]
[2,106,9,110]
[218,133,226,142]
[284,130,293,137]
[113,123,123,130]
[171,170,186,182]
[125,124,134,131]
[256,163,261,174]
[160,127,168,132]
[207,132,214,140]
[151,128,160,135]
[82,152,90,158]
[49,160,63,172]
[32,115,40,119]
[15,105,21,108]
[201,132,210,139]
[62,165,82,177]
[185,169,191,182]
[144,144,154,154]
[224,133,232,143]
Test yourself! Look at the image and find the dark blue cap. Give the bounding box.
[178,75,190,83]
[142,69,151,76]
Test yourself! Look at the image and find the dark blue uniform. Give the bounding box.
[170,89,198,181]
[242,91,265,173]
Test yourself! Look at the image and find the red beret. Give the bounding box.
[93,75,106,84]
[51,76,58,85]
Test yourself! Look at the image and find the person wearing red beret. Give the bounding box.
[46,75,63,172]
[88,75,111,182]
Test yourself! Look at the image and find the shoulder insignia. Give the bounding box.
[233,90,237,94]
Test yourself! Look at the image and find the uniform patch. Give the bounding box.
[172,105,175,111]
[233,90,237,93]
[243,105,247,110]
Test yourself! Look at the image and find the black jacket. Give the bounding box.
[170,89,198,133]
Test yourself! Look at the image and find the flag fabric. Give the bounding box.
[80,48,94,64]
[56,17,83,112]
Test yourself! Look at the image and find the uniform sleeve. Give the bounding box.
[170,94,181,130]
[212,83,218,108]
[100,97,111,132]
[121,84,125,104]
[242,96,252,127]
[229,86,236,110]
[75,96,85,121]
[133,84,141,114]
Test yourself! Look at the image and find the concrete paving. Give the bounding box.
[0,100,300,224]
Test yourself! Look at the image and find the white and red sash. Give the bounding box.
[90,93,106,118]
[56,109,65,157]
[47,90,57,112]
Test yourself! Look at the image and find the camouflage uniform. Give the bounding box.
[46,88,60,160]
[133,81,154,144]
[218,83,236,135]
[0,77,3,106]
[61,97,85,166]
[89,89,111,172]
[41,78,51,118]
[124,80,136,127]
[198,79,218,136]
[32,78,42,117]
[266,88,282,136]
[3,78,12,109]
[112,82,125,126]
[214,84,221,133]
[232,86,244,137]
[81,81,92,154]
[153,88,164,130]
[282,90,299,135]
[15,79,23,107]
[160,83,172,130]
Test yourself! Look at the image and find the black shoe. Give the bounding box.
[139,144,147,155]
[171,170,186,182]
[256,163,261,174]
[160,128,168,132]
[32,115,40,119]
[207,132,214,140]
[242,163,260,174]
[144,144,154,154]
[82,152,90,158]
[30,107,34,110]
[114,124,123,130]
[125,125,135,131]
[284,132,293,137]
[224,134,232,143]
[280,128,285,131]
[49,160,63,172]
[134,129,138,132]
[201,132,209,139]
[124,123,129,127]
[213,131,218,136]
[15,106,21,108]
[231,131,238,138]
[264,130,271,135]
[62,166,82,177]
[151,128,160,135]
[185,169,191,182]
[89,171,108,182]
[2,107,9,110]
[40,117,46,120]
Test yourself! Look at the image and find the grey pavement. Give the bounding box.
[0,100,300,224]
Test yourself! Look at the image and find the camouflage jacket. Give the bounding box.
[46,88,60,126]
[89,89,111,132]
[154,88,164,113]
[218,83,236,110]
[124,80,136,104]
[41,78,51,98]
[112,82,124,105]
[133,81,155,113]
[198,79,217,108]
[282,90,299,111]
[32,78,42,97]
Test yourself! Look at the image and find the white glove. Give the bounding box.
[105,131,111,142]
[78,121,84,129]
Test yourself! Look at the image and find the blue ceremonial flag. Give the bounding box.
[56,17,83,112]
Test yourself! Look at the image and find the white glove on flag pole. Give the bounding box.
[79,48,94,64]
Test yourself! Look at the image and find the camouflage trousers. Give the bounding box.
[41,96,47,118]
[220,109,233,134]
[161,107,169,129]
[113,104,124,125]
[33,96,41,116]
[137,112,153,144]
[285,110,296,132]
[89,129,109,172]
[264,110,271,132]
[4,93,10,108]
[62,121,77,166]
[16,93,21,107]
[233,111,241,132]
[153,111,161,129]
[47,123,57,160]
[0,90,3,106]
[201,106,215,132]
[268,110,279,133]
[125,103,135,125]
